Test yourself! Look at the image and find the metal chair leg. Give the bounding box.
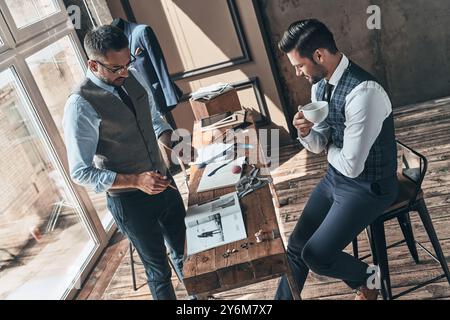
[370,221,392,300]
[129,242,137,291]
[397,212,420,264]
[366,226,378,265]
[352,238,359,259]
[417,199,450,284]
[130,242,183,291]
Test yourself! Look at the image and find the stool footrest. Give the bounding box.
[416,241,440,264]
[392,274,446,299]
[359,239,406,261]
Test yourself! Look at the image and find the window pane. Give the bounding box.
[0,68,96,299]
[25,36,113,229]
[4,0,60,29]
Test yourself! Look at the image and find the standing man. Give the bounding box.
[275,19,399,300]
[63,25,186,300]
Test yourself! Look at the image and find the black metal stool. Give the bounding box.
[352,140,450,299]
[129,241,182,291]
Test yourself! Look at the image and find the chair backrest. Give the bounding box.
[396,140,428,205]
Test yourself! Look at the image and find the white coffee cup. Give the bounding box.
[299,101,329,124]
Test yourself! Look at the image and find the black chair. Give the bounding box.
[352,140,450,299]
[129,242,182,291]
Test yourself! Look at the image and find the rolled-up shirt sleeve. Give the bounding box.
[63,95,117,193]
[297,122,331,154]
[327,81,392,178]
[130,69,172,138]
[150,96,173,138]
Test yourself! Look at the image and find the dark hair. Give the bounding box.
[84,25,129,59]
[278,19,338,60]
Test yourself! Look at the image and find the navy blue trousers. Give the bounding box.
[275,166,398,300]
[107,186,186,300]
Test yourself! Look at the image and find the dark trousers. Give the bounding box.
[106,186,186,300]
[275,166,398,300]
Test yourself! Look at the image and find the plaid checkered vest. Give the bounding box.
[316,61,397,181]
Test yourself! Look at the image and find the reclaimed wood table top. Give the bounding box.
[182,112,289,296]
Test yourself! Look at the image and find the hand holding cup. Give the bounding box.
[293,108,314,138]
[294,101,329,137]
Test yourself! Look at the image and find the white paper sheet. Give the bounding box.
[185,192,246,255]
[192,143,235,165]
[197,156,246,193]
[190,83,233,101]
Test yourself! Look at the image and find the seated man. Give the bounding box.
[275,19,399,300]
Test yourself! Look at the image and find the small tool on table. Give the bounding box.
[236,165,273,198]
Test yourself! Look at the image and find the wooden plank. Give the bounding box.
[76,233,128,300]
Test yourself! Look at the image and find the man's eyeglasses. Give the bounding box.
[95,54,136,74]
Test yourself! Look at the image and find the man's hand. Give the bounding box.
[111,171,171,195]
[136,171,171,195]
[293,110,314,138]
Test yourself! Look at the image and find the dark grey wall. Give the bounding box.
[260,0,450,116]
[378,0,450,106]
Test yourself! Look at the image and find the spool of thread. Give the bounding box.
[255,229,273,243]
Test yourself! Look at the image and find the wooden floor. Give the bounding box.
[77,97,450,300]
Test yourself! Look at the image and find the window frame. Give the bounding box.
[0,59,105,299]
[0,0,69,45]
[15,27,117,236]
[0,13,14,53]
[18,27,117,235]
[0,6,117,298]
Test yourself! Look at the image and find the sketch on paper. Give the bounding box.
[185,192,246,255]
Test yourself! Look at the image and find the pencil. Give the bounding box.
[168,183,178,191]
[154,170,178,191]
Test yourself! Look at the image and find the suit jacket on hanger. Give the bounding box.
[112,18,183,114]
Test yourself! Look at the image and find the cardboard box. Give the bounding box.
[190,88,242,120]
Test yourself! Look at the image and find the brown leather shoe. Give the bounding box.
[355,286,379,300]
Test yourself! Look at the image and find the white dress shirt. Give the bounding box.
[298,54,392,178]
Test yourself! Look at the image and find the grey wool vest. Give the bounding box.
[72,73,167,191]
[316,61,397,181]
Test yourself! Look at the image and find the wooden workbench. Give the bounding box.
[182,112,300,300]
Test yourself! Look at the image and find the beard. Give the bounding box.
[310,75,323,85]
[112,77,127,87]
[308,62,328,85]
[98,74,126,87]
